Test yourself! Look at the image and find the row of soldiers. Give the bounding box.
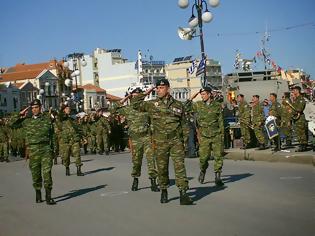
[236,85,308,152]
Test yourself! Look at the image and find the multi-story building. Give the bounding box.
[165,56,222,101]
[0,61,61,110]
[0,82,20,115]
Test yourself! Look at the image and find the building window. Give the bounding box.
[89,96,92,109]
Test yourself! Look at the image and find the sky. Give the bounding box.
[1,0,314,79]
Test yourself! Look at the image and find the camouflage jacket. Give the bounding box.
[132,94,188,140]
[57,114,81,143]
[0,125,10,142]
[185,99,224,138]
[269,101,281,119]
[251,103,265,126]
[115,100,150,137]
[238,101,251,123]
[292,95,306,117]
[95,116,111,135]
[280,101,293,124]
[10,113,54,147]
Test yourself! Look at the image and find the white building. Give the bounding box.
[0,82,20,115]
[78,48,137,97]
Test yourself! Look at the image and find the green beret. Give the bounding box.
[156,78,170,87]
[30,99,41,106]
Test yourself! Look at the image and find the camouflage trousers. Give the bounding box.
[152,136,189,191]
[60,141,82,167]
[28,144,53,190]
[294,115,307,145]
[130,135,158,179]
[253,125,265,144]
[0,142,9,160]
[199,135,223,173]
[96,133,109,153]
[240,123,251,145]
[280,120,292,142]
[88,135,97,153]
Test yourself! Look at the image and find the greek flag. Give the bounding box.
[187,60,197,74]
[196,57,206,76]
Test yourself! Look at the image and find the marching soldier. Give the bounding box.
[88,113,97,154]
[132,79,193,205]
[10,99,56,205]
[95,109,111,155]
[57,104,84,176]
[251,95,266,150]
[185,88,224,186]
[269,93,282,151]
[115,88,159,192]
[291,86,308,152]
[236,94,251,149]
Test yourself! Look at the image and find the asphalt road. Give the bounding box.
[0,152,314,236]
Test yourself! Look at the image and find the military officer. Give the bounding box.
[132,79,193,205]
[251,95,266,150]
[185,88,224,186]
[280,95,293,147]
[236,94,251,149]
[57,103,84,176]
[291,86,307,152]
[115,88,159,192]
[10,99,56,205]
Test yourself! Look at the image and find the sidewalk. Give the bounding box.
[224,147,315,166]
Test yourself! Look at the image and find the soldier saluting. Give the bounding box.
[10,99,56,205]
[132,79,193,205]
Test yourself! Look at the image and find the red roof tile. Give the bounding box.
[79,84,106,93]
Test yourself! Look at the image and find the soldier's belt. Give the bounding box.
[28,141,50,145]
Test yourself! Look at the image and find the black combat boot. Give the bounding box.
[179,190,193,205]
[4,158,10,163]
[198,171,206,184]
[215,172,224,187]
[105,150,109,156]
[150,178,160,192]
[36,190,43,203]
[66,167,70,176]
[160,189,168,204]
[131,178,138,191]
[296,144,307,152]
[76,166,84,176]
[45,189,56,205]
[257,143,266,150]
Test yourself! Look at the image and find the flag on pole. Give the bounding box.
[196,57,206,76]
[187,59,197,74]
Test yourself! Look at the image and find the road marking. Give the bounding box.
[280,176,303,180]
[100,191,129,197]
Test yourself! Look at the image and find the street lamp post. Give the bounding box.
[178,0,220,88]
[63,53,87,112]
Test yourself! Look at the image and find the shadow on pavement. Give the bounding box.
[222,173,254,184]
[55,184,106,202]
[81,159,94,163]
[84,167,115,176]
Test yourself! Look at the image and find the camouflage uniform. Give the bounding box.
[10,113,54,190]
[116,100,158,179]
[238,101,251,146]
[95,116,111,154]
[0,122,10,162]
[57,114,82,168]
[251,103,266,145]
[186,99,224,173]
[133,94,189,191]
[280,100,293,144]
[292,95,307,146]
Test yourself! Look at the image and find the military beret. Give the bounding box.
[131,87,143,94]
[155,78,170,87]
[30,99,41,106]
[199,87,212,93]
[292,85,301,91]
